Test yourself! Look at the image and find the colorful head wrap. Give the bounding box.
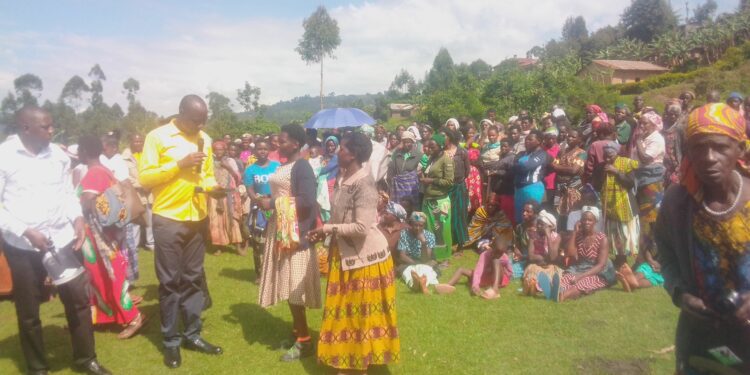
[614,103,629,111]
[641,111,664,131]
[385,202,407,222]
[409,211,427,223]
[543,127,559,137]
[581,206,601,222]
[537,210,557,228]
[586,104,610,125]
[432,133,446,149]
[681,103,748,198]
[687,103,747,142]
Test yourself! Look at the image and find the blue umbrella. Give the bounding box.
[303,107,376,129]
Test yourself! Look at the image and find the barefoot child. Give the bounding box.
[436,235,512,299]
[397,212,440,294]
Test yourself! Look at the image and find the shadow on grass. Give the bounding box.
[0,324,78,373]
[219,267,255,283]
[222,303,393,375]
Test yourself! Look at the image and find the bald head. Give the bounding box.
[14,106,53,151]
[176,94,208,136]
[179,95,207,115]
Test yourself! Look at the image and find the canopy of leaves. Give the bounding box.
[237,81,261,113]
[621,0,678,42]
[562,16,588,42]
[295,6,341,64]
[693,0,718,24]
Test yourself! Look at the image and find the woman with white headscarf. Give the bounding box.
[537,206,616,302]
[521,210,564,297]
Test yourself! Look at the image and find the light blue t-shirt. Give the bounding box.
[243,160,280,196]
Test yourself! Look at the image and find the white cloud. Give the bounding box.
[0,0,655,115]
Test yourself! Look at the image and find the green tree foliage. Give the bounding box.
[295,6,341,110]
[13,74,43,107]
[621,0,678,42]
[206,92,233,119]
[388,69,417,97]
[88,64,106,108]
[425,47,456,93]
[693,0,718,24]
[236,81,261,113]
[468,59,493,80]
[59,75,90,110]
[562,16,589,43]
[122,78,140,105]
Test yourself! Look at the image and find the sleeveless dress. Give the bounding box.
[560,232,615,294]
[258,163,321,308]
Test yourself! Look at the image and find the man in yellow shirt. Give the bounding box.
[139,95,223,369]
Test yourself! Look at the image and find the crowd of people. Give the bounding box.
[2,89,750,374]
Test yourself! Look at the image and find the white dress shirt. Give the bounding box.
[0,136,82,251]
[367,140,388,183]
[100,153,129,181]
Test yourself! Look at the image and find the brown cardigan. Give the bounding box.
[323,167,390,271]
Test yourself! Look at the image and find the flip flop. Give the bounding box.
[550,273,561,302]
[537,273,552,299]
[481,288,500,300]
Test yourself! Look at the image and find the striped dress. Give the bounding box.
[560,232,611,294]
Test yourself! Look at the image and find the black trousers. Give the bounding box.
[152,214,207,348]
[4,244,96,372]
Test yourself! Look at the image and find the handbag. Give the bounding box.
[0,245,13,296]
[95,179,146,228]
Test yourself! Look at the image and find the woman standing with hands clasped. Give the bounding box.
[307,132,399,374]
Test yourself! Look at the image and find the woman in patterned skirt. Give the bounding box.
[537,206,615,302]
[308,132,399,373]
[257,124,320,361]
[77,135,145,339]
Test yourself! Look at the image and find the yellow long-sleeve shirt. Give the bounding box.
[139,121,217,222]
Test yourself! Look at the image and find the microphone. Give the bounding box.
[196,138,204,174]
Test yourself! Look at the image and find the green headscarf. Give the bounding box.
[432,133,446,149]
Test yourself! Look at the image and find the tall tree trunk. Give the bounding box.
[320,57,324,110]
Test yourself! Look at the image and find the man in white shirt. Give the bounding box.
[0,106,111,375]
[100,132,129,182]
[360,125,388,184]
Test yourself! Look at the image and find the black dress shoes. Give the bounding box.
[163,347,181,369]
[77,360,112,375]
[183,337,223,355]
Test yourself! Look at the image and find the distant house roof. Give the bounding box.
[389,103,415,111]
[514,58,539,67]
[591,60,669,72]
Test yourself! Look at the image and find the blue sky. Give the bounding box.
[0,0,741,115]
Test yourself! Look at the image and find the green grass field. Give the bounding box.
[0,248,679,374]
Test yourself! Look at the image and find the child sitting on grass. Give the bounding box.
[435,235,512,299]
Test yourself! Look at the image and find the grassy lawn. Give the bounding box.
[0,248,678,374]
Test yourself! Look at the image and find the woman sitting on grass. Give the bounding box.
[466,200,513,249]
[511,200,542,278]
[537,206,615,302]
[378,202,409,259]
[522,210,563,297]
[396,212,439,294]
[435,235,512,299]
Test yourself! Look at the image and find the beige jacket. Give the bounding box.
[323,167,389,271]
